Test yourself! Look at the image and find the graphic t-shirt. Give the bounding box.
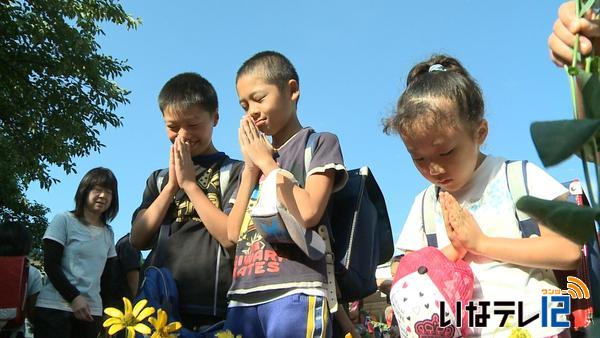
[228,127,347,302]
[132,152,243,317]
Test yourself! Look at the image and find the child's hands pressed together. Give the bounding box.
[239,116,277,175]
[440,191,487,256]
[173,135,197,192]
[238,117,260,177]
[164,144,180,194]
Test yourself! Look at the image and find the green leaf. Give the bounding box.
[516,196,598,245]
[579,0,597,17]
[577,319,600,337]
[578,71,600,119]
[589,319,600,337]
[530,119,600,166]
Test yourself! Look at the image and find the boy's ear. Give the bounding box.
[213,111,219,127]
[476,119,488,144]
[288,79,300,102]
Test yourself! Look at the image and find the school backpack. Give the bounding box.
[140,157,239,321]
[421,160,599,331]
[0,256,29,331]
[134,266,224,338]
[304,132,395,303]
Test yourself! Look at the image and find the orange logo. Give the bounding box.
[564,276,590,300]
[541,276,590,299]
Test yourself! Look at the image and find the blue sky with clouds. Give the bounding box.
[26,0,582,245]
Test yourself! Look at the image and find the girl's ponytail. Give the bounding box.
[384,54,484,136]
[406,55,468,87]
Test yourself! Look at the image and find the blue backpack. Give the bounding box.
[135,266,224,338]
[304,132,394,303]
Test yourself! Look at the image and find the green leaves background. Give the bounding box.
[516,1,600,332]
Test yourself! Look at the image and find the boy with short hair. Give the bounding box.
[225,51,348,337]
[131,72,243,329]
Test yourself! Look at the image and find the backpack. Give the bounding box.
[0,256,29,331]
[140,157,238,321]
[134,266,224,338]
[421,160,599,331]
[304,132,394,302]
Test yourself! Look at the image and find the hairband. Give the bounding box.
[428,64,446,73]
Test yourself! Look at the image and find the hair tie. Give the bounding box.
[428,64,446,73]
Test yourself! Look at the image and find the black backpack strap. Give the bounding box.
[155,168,169,193]
[147,224,170,268]
[421,184,439,247]
[505,160,541,238]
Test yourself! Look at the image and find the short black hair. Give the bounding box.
[383,54,484,136]
[158,72,218,115]
[72,167,119,224]
[0,221,33,256]
[236,51,299,89]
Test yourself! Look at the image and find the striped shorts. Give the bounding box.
[224,293,331,338]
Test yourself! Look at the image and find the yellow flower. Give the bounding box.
[103,298,155,338]
[508,327,532,338]
[148,309,182,338]
[214,330,242,338]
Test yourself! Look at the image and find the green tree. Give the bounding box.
[0,0,140,262]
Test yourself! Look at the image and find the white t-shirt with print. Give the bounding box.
[396,156,569,337]
[36,212,116,316]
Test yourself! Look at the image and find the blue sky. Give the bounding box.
[26,0,582,246]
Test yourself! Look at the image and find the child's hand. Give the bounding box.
[239,118,261,177]
[174,135,197,192]
[240,116,277,175]
[440,192,486,255]
[440,193,467,260]
[164,145,180,194]
[549,1,600,67]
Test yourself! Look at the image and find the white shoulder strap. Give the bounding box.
[421,184,438,247]
[317,225,338,314]
[505,160,543,238]
[219,161,233,198]
[156,168,169,193]
[505,160,529,222]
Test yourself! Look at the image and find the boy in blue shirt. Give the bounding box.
[225,51,347,338]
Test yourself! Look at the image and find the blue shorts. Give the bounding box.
[224,294,331,338]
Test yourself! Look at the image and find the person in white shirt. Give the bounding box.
[383,54,580,338]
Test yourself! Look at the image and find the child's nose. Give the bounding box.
[247,108,260,119]
[429,162,445,176]
[178,128,191,140]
